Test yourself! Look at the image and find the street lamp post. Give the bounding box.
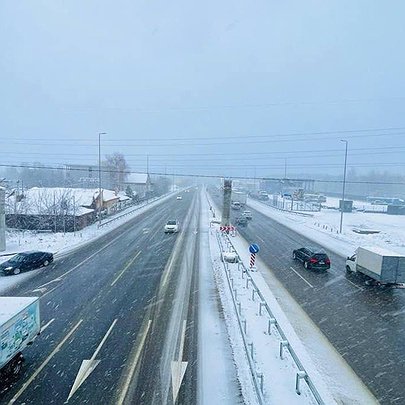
[98,132,106,227]
[339,140,348,234]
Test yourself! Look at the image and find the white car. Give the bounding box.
[164,220,180,233]
[222,251,239,263]
[242,210,252,220]
[176,196,182,200]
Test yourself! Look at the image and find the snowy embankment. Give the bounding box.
[249,197,405,257]
[0,191,180,292]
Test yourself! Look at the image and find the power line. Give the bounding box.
[0,162,405,186]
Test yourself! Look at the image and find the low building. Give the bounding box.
[5,187,120,232]
[123,173,152,198]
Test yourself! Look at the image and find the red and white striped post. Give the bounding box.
[248,243,260,272]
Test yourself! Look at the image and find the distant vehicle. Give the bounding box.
[346,247,405,286]
[292,248,330,270]
[176,196,182,200]
[0,251,54,276]
[231,201,241,210]
[164,220,180,233]
[231,191,247,206]
[235,216,248,226]
[242,210,252,220]
[258,191,269,201]
[366,196,405,205]
[304,194,326,203]
[0,297,40,378]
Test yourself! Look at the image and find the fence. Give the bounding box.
[216,231,326,405]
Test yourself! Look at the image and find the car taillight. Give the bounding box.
[325,259,331,265]
[309,258,318,263]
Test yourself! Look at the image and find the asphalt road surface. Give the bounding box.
[211,192,405,405]
[0,190,199,405]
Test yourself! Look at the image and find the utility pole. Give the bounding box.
[222,179,232,228]
[98,132,106,227]
[339,140,348,234]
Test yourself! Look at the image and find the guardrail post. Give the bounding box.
[230,278,234,288]
[258,373,264,394]
[242,319,247,335]
[251,289,256,301]
[259,302,266,316]
[246,278,251,289]
[233,289,238,301]
[268,318,276,335]
[238,302,242,315]
[295,371,307,395]
[279,340,289,359]
[248,342,254,361]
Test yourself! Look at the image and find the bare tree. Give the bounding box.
[103,153,129,191]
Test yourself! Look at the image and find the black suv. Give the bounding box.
[0,251,54,276]
[292,247,330,270]
[235,216,248,227]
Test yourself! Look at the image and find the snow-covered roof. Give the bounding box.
[117,193,131,201]
[125,173,149,184]
[6,187,117,215]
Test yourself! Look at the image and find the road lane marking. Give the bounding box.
[9,319,83,404]
[40,318,55,333]
[110,251,141,287]
[289,267,314,288]
[346,278,364,291]
[66,319,118,402]
[27,232,126,294]
[117,319,152,405]
[171,320,188,403]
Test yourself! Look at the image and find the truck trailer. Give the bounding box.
[0,297,40,377]
[346,246,405,286]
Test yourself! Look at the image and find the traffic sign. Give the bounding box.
[249,243,260,254]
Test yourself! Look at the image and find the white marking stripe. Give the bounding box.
[116,320,152,405]
[289,267,314,288]
[10,319,83,404]
[111,251,141,286]
[40,318,55,333]
[346,278,364,291]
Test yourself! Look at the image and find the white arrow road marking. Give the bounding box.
[66,319,118,403]
[9,319,83,404]
[171,320,188,403]
[40,318,55,333]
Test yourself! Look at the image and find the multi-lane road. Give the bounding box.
[0,190,199,405]
[210,194,405,405]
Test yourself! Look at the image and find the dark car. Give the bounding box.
[235,216,248,227]
[0,251,54,276]
[292,247,330,270]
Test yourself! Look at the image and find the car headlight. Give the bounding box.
[4,267,13,271]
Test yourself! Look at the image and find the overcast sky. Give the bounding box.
[1,0,405,179]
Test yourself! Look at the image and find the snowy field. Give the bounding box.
[250,197,405,257]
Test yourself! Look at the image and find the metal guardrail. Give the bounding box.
[215,231,265,405]
[221,232,326,405]
[98,193,172,228]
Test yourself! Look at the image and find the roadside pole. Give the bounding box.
[0,187,5,251]
[222,179,232,230]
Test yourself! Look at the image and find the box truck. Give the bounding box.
[231,191,247,206]
[0,297,40,377]
[346,247,405,285]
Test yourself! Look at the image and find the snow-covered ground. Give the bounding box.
[0,191,180,293]
[249,197,405,257]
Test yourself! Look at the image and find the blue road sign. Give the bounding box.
[249,243,260,254]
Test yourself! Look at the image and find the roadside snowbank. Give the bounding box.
[248,198,405,257]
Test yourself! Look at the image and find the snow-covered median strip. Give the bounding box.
[208,227,335,404]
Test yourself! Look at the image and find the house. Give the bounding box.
[5,187,120,232]
[123,173,152,198]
